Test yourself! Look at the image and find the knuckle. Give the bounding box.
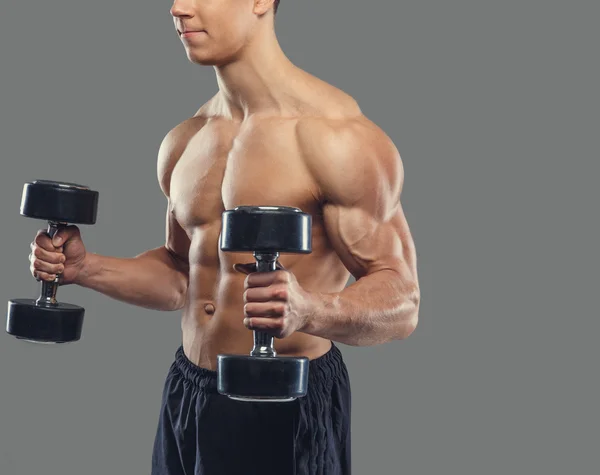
[275,287,287,300]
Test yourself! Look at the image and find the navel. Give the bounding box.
[204,303,216,315]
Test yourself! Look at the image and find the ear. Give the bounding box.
[253,0,276,16]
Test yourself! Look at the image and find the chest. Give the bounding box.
[169,119,320,230]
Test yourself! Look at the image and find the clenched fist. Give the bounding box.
[29,225,87,285]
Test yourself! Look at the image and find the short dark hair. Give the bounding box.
[274,0,281,14]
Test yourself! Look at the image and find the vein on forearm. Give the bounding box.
[305,269,419,346]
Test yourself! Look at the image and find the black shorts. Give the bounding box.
[151,342,351,475]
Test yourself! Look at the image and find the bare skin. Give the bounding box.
[29,0,420,370]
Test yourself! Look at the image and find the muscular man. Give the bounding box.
[29,1,420,473]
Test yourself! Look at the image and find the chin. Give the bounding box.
[184,45,242,67]
[187,53,219,66]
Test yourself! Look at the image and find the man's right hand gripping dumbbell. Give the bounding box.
[29,225,87,286]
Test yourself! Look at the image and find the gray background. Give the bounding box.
[0,0,597,474]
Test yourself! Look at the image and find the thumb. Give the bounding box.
[52,225,79,247]
[233,263,257,275]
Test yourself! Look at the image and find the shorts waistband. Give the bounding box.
[173,342,346,391]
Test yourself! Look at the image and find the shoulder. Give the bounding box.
[296,113,404,211]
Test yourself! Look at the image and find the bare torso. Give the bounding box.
[162,75,362,370]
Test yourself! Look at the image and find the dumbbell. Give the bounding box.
[217,205,312,402]
[6,180,99,344]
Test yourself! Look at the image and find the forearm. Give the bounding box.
[75,246,189,311]
[303,270,420,346]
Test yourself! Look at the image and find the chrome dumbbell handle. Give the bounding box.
[35,221,67,306]
[250,252,279,358]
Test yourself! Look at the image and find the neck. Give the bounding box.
[213,24,300,119]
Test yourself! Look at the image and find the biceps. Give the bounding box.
[322,201,415,281]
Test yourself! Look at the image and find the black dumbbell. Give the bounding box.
[217,206,312,402]
[6,180,99,344]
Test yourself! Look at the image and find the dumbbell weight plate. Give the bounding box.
[220,206,311,254]
[6,298,85,343]
[217,354,309,402]
[20,180,99,224]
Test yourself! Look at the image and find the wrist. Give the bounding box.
[301,291,338,335]
[73,253,98,287]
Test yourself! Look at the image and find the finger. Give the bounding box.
[244,317,285,336]
[246,270,289,288]
[244,285,288,303]
[244,302,286,318]
[34,229,56,252]
[233,263,256,275]
[31,244,65,265]
[31,257,64,276]
[32,269,58,282]
[235,262,286,275]
[52,225,78,247]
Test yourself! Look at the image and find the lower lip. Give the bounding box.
[181,31,206,39]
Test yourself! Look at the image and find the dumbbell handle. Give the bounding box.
[35,221,67,306]
[250,252,279,357]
